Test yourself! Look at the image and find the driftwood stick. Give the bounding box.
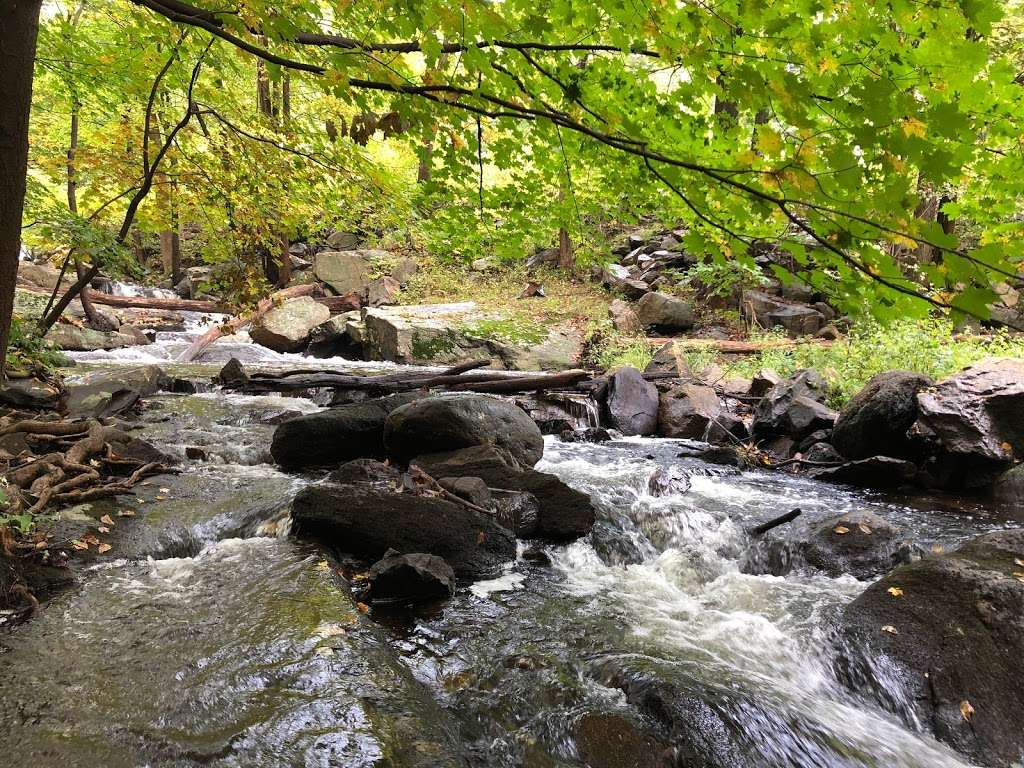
[748,508,801,536]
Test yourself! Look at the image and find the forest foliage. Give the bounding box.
[17,0,1024,325]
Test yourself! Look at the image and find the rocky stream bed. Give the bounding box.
[1,318,1022,768]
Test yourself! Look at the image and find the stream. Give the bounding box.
[0,312,1012,767]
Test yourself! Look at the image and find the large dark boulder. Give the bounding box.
[291,483,515,578]
[839,529,1024,767]
[412,445,595,540]
[910,359,1024,488]
[604,366,658,436]
[271,394,416,469]
[385,394,544,467]
[752,369,836,441]
[832,371,933,460]
[657,383,721,439]
[366,551,456,603]
[992,465,1024,513]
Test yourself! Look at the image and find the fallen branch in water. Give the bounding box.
[747,508,801,536]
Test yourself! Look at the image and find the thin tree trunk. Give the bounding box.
[66,101,103,327]
[278,232,292,288]
[0,0,44,378]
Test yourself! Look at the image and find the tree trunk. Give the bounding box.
[278,232,292,288]
[0,0,44,378]
[66,101,104,328]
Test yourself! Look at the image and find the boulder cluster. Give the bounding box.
[595,229,840,339]
[275,393,596,602]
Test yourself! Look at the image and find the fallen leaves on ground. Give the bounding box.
[887,586,904,598]
[833,525,850,535]
[859,523,873,534]
[881,625,899,634]
[97,543,112,554]
[100,514,115,527]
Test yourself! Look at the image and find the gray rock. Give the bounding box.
[992,464,1024,511]
[437,476,493,509]
[658,383,721,439]
[292,483,515,578]
[748,368,781,398]
[808,456,918,489]
[912,358,1024,465]
[325,230,360,250]
[832,371,933,460]
[801,510,916,579]
[271,394,417,469]
[385,394,544,467]
[605,367,658,436]
[765,305,825,337]
[327,458,402,486]
[802,442,844,464]
[249,296,331,352]
[489,489,540,537]
[367,551,456,603]
[644,341,691,379]
[45,324,145,351]
[608,299,641,334]
[65,364,170,416]
[752,369,835,440]
[365,275,400,307]
[412,445,595,540]
[635,292,695,331]
[839,529,1024,767]
[647,466,691,496]
[0,377,62,410]
[314,249,381,295]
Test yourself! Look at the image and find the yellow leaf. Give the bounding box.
[71,539,89,551]
[901,117,926,138]
[314,560,331,572]
[859,523,873,535]
[118,509,136,517]
[881,625,899,634]
[834,525,850,535]
[97,543,112,554]
[887,586,904,598]
[356,602,370,614]
[1014,558,1024,567]
[960,700,974,722]
[100,514,115,527]
[757,126,784,155]
[1001,442,1014,456]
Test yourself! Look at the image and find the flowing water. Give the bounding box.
[1,315,1013,767]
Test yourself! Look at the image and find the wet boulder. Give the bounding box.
[65,364,171,416]
[366,551,456,603]
[910,359,1024,487]
[271,394,416,469]
[832,371,933,460]
[807,456,918,489]
[839,529,1024,767]
[249,296,331,353]
[647,466,691,496]
[384,394,544,467]
[490,489,540,537]
[635,291,695,331]
[800,510,916,579]
[657,383,721,439]
[559,427,612,444]
[752,369,836,441]
[604,366,658,436]
[327,458,402,486]
[437,476,492,509]
[291,483,515,578]
[572,712,673,768]
[412,445,595,540]
[802,442,844,464]
[992,464,1024,512]
[45,324,145,352]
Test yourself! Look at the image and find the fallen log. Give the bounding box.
[748,508,802,536]
[647,337,835,354]
[177,284,318,363]
[446,369,590,394]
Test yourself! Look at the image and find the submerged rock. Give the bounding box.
[832,371,933,460]
[385,394,544,467]
[839,528,1024,767]
[604,366,658,436]
[412,445,595,540]
[992,465,1024,512]
[291,482,515,578]
[65,364,170,416]
[572,712,673,768]
[367,551,456,603]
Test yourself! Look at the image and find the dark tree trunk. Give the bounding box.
[67,101,104,327]
[0,0,44,378]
